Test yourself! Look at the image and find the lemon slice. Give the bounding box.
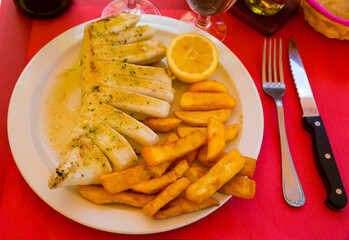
[166,33,219,83]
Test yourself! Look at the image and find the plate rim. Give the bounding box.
[7,14,264,234]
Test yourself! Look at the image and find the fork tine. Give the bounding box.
[262,39,266,84]
[273,38,278,84]
[268,39,272,84]
[279,38,284,83]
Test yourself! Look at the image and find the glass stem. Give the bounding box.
[196,14,211,29]
[127,0,137,13]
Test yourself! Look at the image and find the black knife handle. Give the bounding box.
[303,116,347,210]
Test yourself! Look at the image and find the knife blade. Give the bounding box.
[289,38,347,210]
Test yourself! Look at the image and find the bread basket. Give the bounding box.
[301,0,349,40]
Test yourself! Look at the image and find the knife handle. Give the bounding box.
[303,116,348,210]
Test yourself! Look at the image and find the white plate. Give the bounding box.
[7,15,264,234]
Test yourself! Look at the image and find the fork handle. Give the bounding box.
[276,100,306,207]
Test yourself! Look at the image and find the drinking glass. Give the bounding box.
[181,0,237,41]
[101,0,160,17]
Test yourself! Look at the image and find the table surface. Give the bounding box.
[1,0,349,239]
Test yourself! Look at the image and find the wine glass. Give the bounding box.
[181,0,237,41]
[101,0,160,17]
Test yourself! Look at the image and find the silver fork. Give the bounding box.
[262,38,305,207]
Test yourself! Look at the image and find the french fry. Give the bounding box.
[185,148,245,203]
[219,175,256,199]
[184,166,208,183]
[78,185,155,207]
[197,147,256,178]
[99,164,151,194]
[143,117,182,133]
[207,117,225,161]
[238,157,257,178]
[154,196,220,219]
[186,80,229,93]
[143,177,191,216]
[147,132,179,178]
[146,162,171,178]
[224,124,239,142]
[141,130,206,167]
[173,109,232,127]
[162,150,197,171]
[132,160,189,194]
[177,126,206,138]
[164,132,197,166]
[183,166,256,199]
[176,124,239,142]
[171,159,190,178]
[182,150,197,166]
[164,132,179,144]
[197,146,224,168]
[179,92,236,111]
[131,171,177,194]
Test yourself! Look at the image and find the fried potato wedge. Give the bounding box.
[78,185,155,207]
[164,132,180,144]
[179,92,236,111]
[143,177,191,216]
[186,80,229,93]
[131,171,177,194]
[173,109,232,127]
[185,148,245,203]
[181,150,197,166]
[99,164,151,194]
[197,147,256,177]
[132,160,189,194]
[177,124,239,142]
[197,146,225,168]
[164,132,197,166]
[183,166,256,199]
[177,126,206,138]
[219,175,256,199]
[154,196,219,219]
[207,117,225,161]
[184,166,208,183]
[147,162,172,178]
[170,159,190,178]
[141,130,206,167]
[239,157,257,178]
[224,124,239,142]
[143,117,182,133]
[147,132,180,178]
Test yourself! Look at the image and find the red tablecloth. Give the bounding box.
[1,0,349,239]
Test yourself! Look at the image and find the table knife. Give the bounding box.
[288,38,347,210]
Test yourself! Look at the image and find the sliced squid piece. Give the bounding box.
[72,117,138,171]
[88,12,140,35]
[93,87,171,118]
[80,97,159,146]
[91,39,166,65]
[97,74,174,103]
[48,136,112,189]
[91,25,156,46]
[94,61,174,84]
